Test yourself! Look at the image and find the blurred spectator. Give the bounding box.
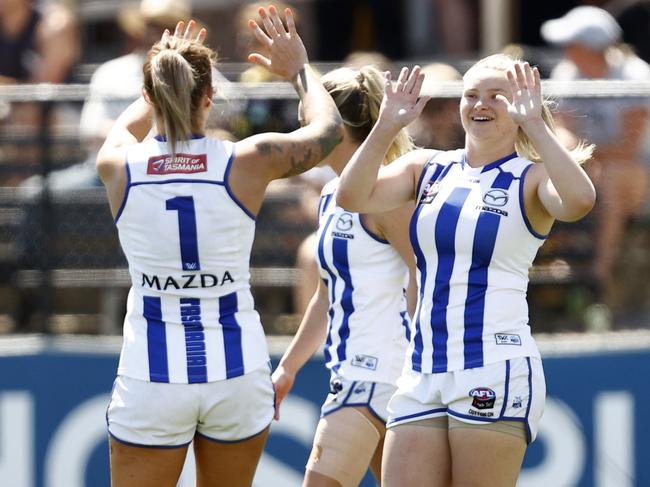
[408,62,464,150]
[80,0,232,151]
[542,6,650,319]
[230,1,299,138]
[343,50,392,72]
[0,0,78,85]
[607,0,650,64]
[314,0,405,60]
[0,0,80,185]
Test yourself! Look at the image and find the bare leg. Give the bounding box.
[303,407,384,487]
[449,428,526,487]
[382,424,451,487]
[194,427,269,487]
[109,436,188,487]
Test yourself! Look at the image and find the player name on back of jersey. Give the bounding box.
[147,153,208,175]
[141,271,234,290]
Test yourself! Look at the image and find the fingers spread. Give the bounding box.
[405,65,421,94]
[173,21,184,38]
[397,66,409,91]
[249,19,273,48]
[259,7,280,38]
[268,5,288,37]
[248,53,271,70]
[285,8,297,36]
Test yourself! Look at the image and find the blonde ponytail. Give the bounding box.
[322,65,414,164]
[143,37,216,155]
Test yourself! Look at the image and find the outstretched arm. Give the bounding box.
[233,6,343,182]
[336,66,430,213]
[501,62,595,226]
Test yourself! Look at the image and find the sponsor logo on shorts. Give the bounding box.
[351,354,378,371]
[147,153,208,174]
[468,409,495,418]
[469,387,496,409]
[495,333,522,346]
[512,396,523,408]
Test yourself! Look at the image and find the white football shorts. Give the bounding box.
[321,376,397,423]
[387,356,545,442]
[107,362,274,447]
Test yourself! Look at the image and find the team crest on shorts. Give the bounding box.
[469,387,496,409]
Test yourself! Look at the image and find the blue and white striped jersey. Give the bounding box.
[115,135,269,384]
[409,149,543,374]
[317,179,410,385]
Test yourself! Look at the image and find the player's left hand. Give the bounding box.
[161,19,207,44]
[498,62,543,127]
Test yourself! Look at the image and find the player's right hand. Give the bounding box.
[271,365,296,421]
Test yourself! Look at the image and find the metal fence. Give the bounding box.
[1,80,650,335]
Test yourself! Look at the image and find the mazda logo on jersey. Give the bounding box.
[336,213,354,231]
[483,189,509,207]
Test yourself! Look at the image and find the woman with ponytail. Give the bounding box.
[96,9,342,487]
[272,65,417,487]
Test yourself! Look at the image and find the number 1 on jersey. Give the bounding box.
[166,196,201,271]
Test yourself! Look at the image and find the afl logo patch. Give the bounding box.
[336,213,354,231]
[469,387,496,409]
[482,189,509,207]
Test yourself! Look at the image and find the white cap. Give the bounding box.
[541,6,622,51]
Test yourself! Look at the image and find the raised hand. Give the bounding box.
[499,62,543,126]
[378,66,430,131]
[161,19,207,44]
[247,6,308,80]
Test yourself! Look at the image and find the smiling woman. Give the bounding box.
[335,55,596,487]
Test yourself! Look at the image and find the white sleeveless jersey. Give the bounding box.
[115,135,269,384]
[317,178,410,384]
[409,149,543,374]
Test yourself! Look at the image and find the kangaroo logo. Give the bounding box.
[483,189,509,207]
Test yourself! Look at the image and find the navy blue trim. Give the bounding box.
[414,155,436,199]
[319,193,334,216]
[130,179,225,187]
[195,424,271,444]
[430,187,472,373]
[224,148,256,221]
[332,238,354,363]
[322,403,388,424]
[499,360,511,418]
[219,292,245,379]
[387,407,448,425]
[447,409,499,423]
[154,134,206,142]
[460,151,518,173]
[318,214,337,365]
[519,164,548,240]
[144,296,169,383]
[359,214,389,244]
[463,171,514,369]
[524,357,533,444]
[409,202,427,373]
[108,430,191,449]
[400,311,411,342]
[341,380,358,404]
[113,159,132,224]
